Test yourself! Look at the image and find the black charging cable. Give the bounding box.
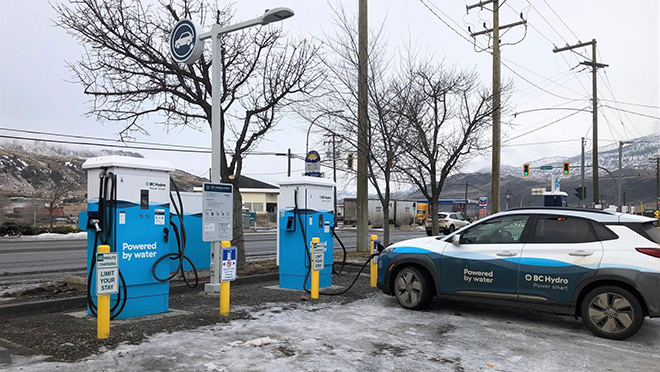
[151,178,199,288]
[293,188,381,296]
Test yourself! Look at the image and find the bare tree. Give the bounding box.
[54,0,322,267]
[307,5,406,245]
[394,60,500,236]
[41,182,78,228]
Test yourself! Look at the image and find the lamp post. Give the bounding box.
[188,7,294,293]
[305,111,344,157]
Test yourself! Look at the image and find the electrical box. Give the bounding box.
[277,176,335,290]
[80,156,174,319]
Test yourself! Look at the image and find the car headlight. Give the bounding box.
[382,246,395,255]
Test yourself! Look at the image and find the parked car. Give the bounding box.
[377,207,660,340]
[425,212,469,235]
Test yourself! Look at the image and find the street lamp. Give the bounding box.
[190,7,294,293]
[305,111,344,157]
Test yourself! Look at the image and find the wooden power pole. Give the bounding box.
[357,0,369,252]
[468,0,525,214]
[554,39,608,206]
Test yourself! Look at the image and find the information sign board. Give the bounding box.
[96,252,118,295]
[202,183,233,242]
[220,246,237,281]
[312,242,325,271]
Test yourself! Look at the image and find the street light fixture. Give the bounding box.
[180,7,294,293]
[305,110,344,157]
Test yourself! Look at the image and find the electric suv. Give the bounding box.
[377,207,660,340]
[425,212,469,235]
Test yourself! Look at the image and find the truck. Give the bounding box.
[342,199,417,227]
[416,202,429,225]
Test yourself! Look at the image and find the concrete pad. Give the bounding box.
[0,347,11,365]
[65,308,192,325]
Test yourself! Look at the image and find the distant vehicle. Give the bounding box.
[378,207,660,340]
[342,199,417,227]
[425,212,469,235]
[416,203,429,225]
[175,31,194,49]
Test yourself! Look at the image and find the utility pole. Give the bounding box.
[324,134,338,219]
[581,137,586,205]
[464,181,469,219]
[651,156,660,208]
[554,40,608,206]
[356,0,369,252]
[287,148,291,177]
[468,0,526,214]
[618,141,632,211]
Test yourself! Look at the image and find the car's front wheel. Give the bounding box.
[580,285,644,340]
[393,266,433,310]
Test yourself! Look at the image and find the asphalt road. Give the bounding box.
[0,228,426,284]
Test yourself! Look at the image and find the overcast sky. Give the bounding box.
[0,1,658,192]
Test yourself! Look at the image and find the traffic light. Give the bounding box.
[347,153,354,170]
[523,163,530,177]
[574,186,586,200]
[562,162,570,176]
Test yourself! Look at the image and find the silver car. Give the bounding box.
[425,212,469,235]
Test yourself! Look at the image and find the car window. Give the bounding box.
[438,213,447,219]
[591,221,618,241]
[640,221,660,243]
[449,214,457,219]
[532,216,596,243]
[460,215,529,244]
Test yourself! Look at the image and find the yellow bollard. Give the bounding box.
[370,235,378,287]
[220,240,231,316]
[311,237,320,299]
[97,244,110,339]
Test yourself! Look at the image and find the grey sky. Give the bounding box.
[0,0,657,190]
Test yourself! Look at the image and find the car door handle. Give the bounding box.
[497,250,518,257]
[569,250,594,257]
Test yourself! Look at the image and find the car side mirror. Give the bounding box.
[375,242,386,253]
[451,234,461,245]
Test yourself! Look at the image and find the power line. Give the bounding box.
[541,0,580,41]
[600,105,660,121]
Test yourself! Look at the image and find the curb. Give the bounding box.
[0,273,280,318]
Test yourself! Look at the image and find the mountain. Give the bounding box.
[410,134,659,209]
[0,142,207,199]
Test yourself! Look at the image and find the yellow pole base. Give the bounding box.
[370,235,378,287]
[220,281,230,316]
[311,270,319,299]
[97,244,110,339]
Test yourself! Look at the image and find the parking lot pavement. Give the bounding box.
[4,285,660,372]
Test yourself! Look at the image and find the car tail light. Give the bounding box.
[635,248,660,258]
[443,219,449,222]
[425,218,431,223]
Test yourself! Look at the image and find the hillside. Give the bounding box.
[0,142,207,199]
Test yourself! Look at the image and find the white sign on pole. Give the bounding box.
[220,246,237,282]
[96,252,118,295]
[312,242,325,271]
[169,19,204,65]
[202,183,233,242]
[531,187,546,195]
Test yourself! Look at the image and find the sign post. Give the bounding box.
[310,237,322,299]
[305,151,322,177]
[370,235,378,287]
[96,246,117,339]
[202,183,233,293]
[219,241,236,316]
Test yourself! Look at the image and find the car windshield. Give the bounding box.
[641,221,660,244]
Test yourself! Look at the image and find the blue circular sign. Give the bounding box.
[170,19,202,64]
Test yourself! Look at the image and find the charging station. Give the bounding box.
[277,176,335,290]
[79,156,175,319]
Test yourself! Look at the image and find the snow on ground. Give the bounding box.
[0,232,87,240]
[7,295,660,371]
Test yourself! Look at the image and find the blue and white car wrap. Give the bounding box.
[377,209,660,317]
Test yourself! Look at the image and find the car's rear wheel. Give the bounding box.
[393,266,433,310]
[426,229,432,236]
[580,286,644,340]
[448,225,455,233]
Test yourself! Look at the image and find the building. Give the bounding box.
[239,176,279,214]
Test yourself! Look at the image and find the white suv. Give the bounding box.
[425,212,469,235]
[378,207,660,339]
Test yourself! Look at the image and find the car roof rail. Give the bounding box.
[505,206,615,215]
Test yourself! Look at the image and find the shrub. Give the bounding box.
[0,221,38,236]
